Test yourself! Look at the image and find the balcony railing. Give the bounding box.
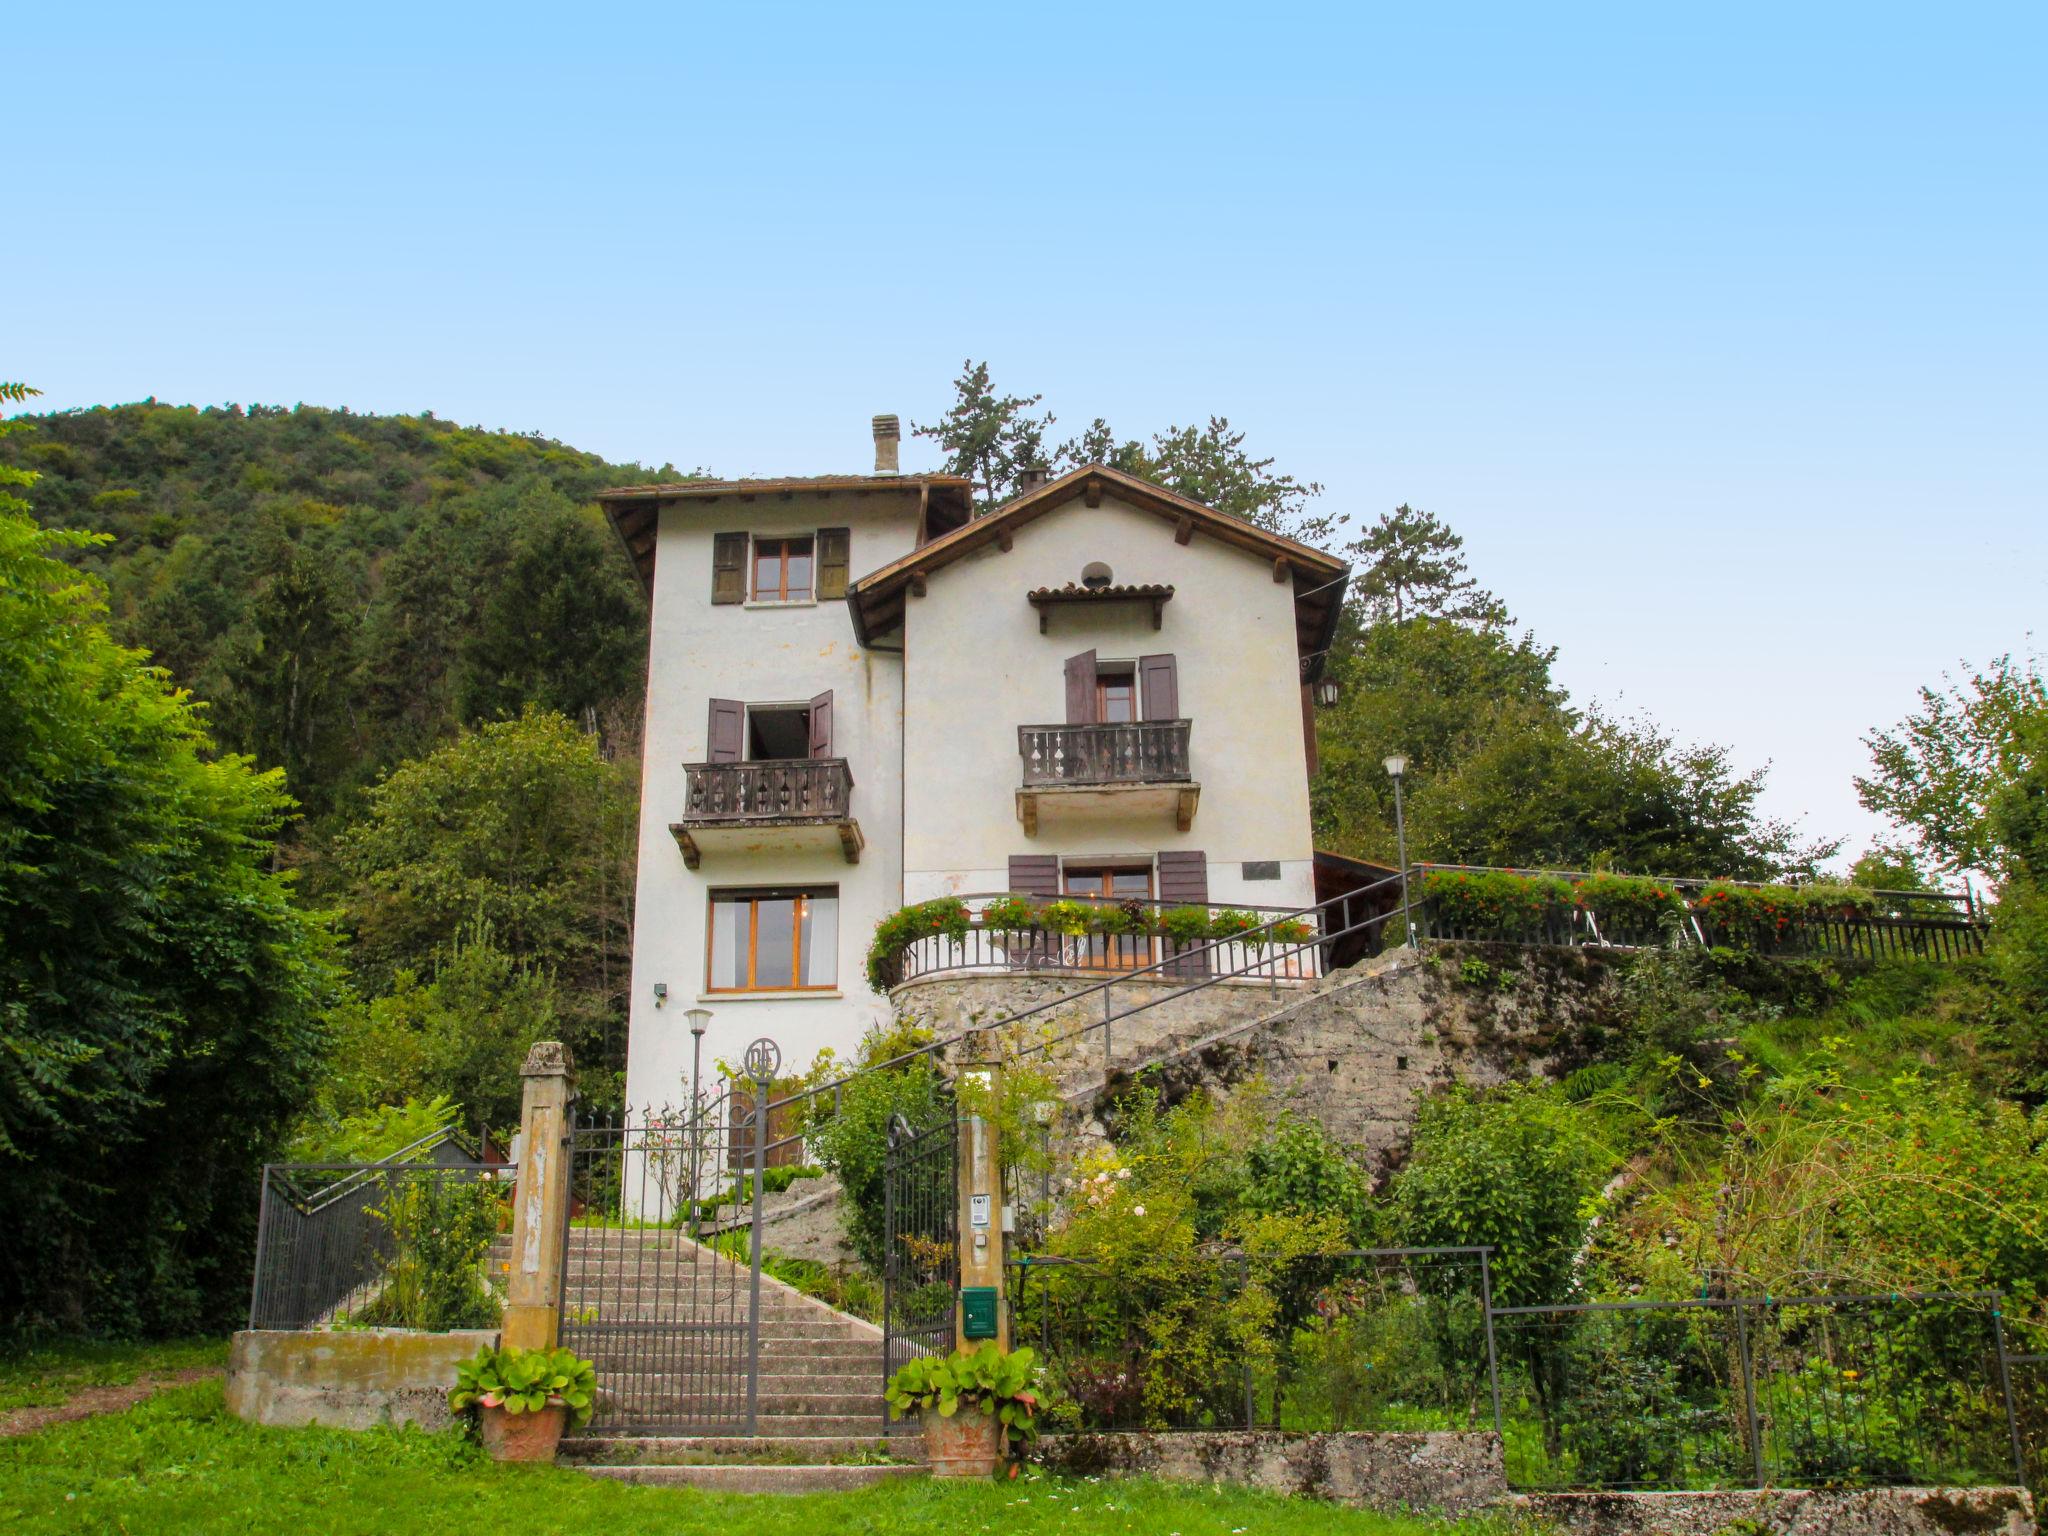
[683,758,854,822]
[1018,720,1191,787]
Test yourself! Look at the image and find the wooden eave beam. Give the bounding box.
[1174,515,1194,545]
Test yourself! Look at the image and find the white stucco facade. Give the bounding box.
[612,466,1342,1112]
[897,492,1318,914]
[621,491,916,1112]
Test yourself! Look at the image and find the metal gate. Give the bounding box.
[882,1105,959,1385]
[560,1038,780,1434]
[2013,1353,2047,1498]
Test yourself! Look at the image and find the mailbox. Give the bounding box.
[961,1285,1000,1341]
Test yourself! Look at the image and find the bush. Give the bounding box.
[804,1033,947,1269]
[362,1176,505,1331]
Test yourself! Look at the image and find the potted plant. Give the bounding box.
[448,1343,597,1462]
[885,1342,1043,1478]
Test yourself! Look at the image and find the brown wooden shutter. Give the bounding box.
[808,690,834,758]
[1138,653,1179,722]
[816,527,851,599]
[1157,850,1210,978]
[712,532,747,604]
[1007,854,1061,897]
[1064,650,1098,725]
[1300,683,1319,778]
[707,698,744,763]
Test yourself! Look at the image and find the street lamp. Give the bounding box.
[1384,754,1415,948]
[685,1007,711,1113]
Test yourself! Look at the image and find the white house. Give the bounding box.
[601,417,1348,1112]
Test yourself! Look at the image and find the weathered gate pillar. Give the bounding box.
[955,1062,1009,1352]
[502,1040,574,1351]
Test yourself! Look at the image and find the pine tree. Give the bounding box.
[911,360,1057,514]
[1345,504,1509,627]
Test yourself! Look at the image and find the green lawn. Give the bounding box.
[0,1338,228,1412]
[0,1379,1518,1536]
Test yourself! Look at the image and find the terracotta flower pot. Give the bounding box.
[477,1401,568,1463]
[922,1403,1004,1479]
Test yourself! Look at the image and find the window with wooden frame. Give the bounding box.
[1063,864,1154,969]
[707,887,839,992]
[751,536,816,602]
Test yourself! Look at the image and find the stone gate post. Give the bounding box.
[502,1041,574,1351]
[955,1062,1010,1352]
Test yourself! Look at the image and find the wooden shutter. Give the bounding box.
[1138,653,1179,722]
[1300,684,1319,778]
[1157,850,1210,978]
[1064,650,1098,725]
[816,528,851,599]
[808,690,834,758]
[1007,854,1061,897]
[707,698,744,763]
[711,532,747,604]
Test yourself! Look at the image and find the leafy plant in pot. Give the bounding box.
[885,1343,1043,1478]
[449,1343,597,1462]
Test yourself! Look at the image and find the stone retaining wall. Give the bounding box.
[1034,1429,1507,1516]
[1517,1487,2037,1536]
[226,1328,497,1431]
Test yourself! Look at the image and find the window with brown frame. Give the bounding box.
[1063,864,1153,969]
[707,887,838,992]
[1095,664,1138,724]
[751,536,816,602]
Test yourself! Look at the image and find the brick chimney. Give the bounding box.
[1017,464,1052,491]
[872,414,901,474]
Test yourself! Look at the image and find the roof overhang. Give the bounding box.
[598,474,975,595]
[847,464,1348,676]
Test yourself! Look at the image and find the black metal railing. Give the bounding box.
[1010,1247,1500,1434]
[1415,898,1986,961]
[2011,1353,2048,1497]
[883,1107,960,1388]
[682,757,854,821]
[1019,720,1192,786]
[247,1159,509,1331]
[558,1071,775,1435]
[890,892,1333,988]
[1491,1292,2023,1491]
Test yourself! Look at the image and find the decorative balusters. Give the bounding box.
[683,759,854,821]
[1018,721,1191,786]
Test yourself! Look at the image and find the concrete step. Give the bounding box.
[564,1433,921,1464]
[576,1463,925,1493]
[591,1387,881,1415]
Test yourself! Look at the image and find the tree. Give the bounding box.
[1345,503,1509,627]
[333,711,635,1096]
[1856,654,2047,879]
[1387,1085,1603,1308]
[456,506,646,731]
[1127,418,1333,547]
[912,360,1057,514]
[1,389,335,1336]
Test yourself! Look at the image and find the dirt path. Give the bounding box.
[0,1368,219,1439]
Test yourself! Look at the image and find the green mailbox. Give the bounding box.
[961,1286,1000,1341]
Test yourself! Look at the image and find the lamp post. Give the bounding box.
[681,1008,713,1227]
[1384,754,1414,948]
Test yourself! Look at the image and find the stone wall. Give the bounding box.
[1035,1429,1506,1516]
[226,1328,497,1431]
[896,942,1629,1176]
[1517,1487,2037,1536]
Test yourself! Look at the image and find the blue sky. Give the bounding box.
[11,2,2044,871]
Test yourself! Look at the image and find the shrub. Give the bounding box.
[866,898,971,988]
[363,1175,505,1331]
[978,895,1038,931]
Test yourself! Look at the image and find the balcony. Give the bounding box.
[671,758,863,868]
[1015,720,1198,836]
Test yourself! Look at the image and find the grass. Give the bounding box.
[0,1378,1518,1536]
[0,1338,228,1412]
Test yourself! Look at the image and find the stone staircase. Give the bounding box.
[551,1227,926,1493]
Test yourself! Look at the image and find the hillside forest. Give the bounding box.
[2,366,2044,1348]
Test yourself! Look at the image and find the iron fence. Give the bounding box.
[247,1160,509,1331]
[1007,1247,1499,1435]
[882,1106,960,1385]
[558,1080,769,1435]
[1490,1293,2021,1491]
[2011,1354,2048,1497]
